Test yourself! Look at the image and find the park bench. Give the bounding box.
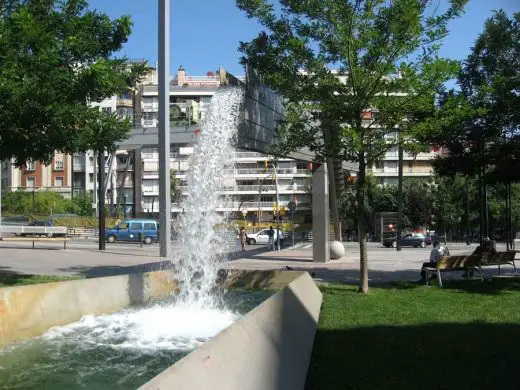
[479,251,517,275]
[423,255,483,287]
[0,236,70,250]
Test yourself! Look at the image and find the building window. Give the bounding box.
[375,161,384,170]
[89,156,94,166]
[26,177,35,187]
[89,173,94,183]
[102,107,112,115]
[408,161,413,172]
[26,160,35,171]
[54,160,64,171]
[143,112,155,127]
[55,177,64,187]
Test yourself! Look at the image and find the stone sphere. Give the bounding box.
[330,241,345,259]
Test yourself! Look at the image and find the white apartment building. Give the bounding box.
[370,130,439,186]
[135,66,312,221]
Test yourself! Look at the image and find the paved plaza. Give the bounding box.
[1,239,515,283]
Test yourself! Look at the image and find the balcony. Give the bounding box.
[73,163,86,171]
[220,184,307,193]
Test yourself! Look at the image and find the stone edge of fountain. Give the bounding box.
[140,272,323,390]
[0,269,307,347]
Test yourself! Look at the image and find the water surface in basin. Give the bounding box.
[0,289,270,389]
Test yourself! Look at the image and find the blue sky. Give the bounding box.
[88,0,519,77]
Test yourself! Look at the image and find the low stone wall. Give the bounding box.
[140,272,323,390]
[0,271,177,347]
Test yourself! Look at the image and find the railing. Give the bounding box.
[233,168,301,175]
[220,185,307,192]
[234,152,269,159]
[73,164,86,171]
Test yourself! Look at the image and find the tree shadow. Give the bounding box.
[306,322,520,390]
[57,260,175,278]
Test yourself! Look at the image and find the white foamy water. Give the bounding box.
[173,86,245,308]
[41,304,239,352]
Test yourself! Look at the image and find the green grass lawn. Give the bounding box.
[306,278,520,390]
[0,272,82,287]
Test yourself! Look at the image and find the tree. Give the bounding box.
[415,10,520,243]
[70,191,93,216]
[0,0,147,164]
[402,179,432,229]
[237,0,466,292]
[1,190,74,215]
[170,170,182,205]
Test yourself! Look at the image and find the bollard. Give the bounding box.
[140,232,143,248]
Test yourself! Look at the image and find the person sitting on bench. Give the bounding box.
[472,237,497,255]
[420,239,450,280]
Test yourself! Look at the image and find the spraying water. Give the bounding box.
[0,86,253,389]
[173,86,245,308]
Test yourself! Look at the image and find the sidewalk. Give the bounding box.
[1,242,514,284]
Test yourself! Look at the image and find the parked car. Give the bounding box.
[246,228,285,245]
[383,233,430,248]
[105,219,158,244]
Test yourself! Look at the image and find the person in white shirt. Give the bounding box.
[421,240,450,280]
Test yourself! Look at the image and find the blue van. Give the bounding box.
[105,219,158,244]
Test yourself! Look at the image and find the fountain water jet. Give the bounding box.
[173,86,245,308]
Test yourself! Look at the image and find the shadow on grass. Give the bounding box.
[306,322,520,390]
[313,270,520,295]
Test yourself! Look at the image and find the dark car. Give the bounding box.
[383,233,430,248]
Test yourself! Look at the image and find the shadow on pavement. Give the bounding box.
[58,260,175,278]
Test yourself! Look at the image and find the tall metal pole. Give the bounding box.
[0,161,3,239]
[273,158,281,251]
[98,149,106,250]
[465,178,470,245]
[396,142,404,251]
[484,172,489,239]
[158,0,171,258]
[478,168,484,245]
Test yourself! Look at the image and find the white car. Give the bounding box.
[246,228,285,245]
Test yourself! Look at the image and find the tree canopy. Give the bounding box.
[417,10,520,181]
[237,0,467,292]
[0,0,147,164]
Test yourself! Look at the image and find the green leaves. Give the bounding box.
[0,0,147,164]
[418,10,520,181]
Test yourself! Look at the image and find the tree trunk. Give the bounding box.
[327,157,341,242]
[357,153,368,293]
[334,157,344,241]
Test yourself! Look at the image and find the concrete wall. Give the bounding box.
[140,272,323,390]
[0,271,177,347]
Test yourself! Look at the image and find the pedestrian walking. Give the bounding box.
[267,226,275,250]
[239,227,248,251]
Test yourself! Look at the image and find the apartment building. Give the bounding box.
[370,132,439,186]
[356,111,440,185]
[135,66,311,221]
[2,152,72,198]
